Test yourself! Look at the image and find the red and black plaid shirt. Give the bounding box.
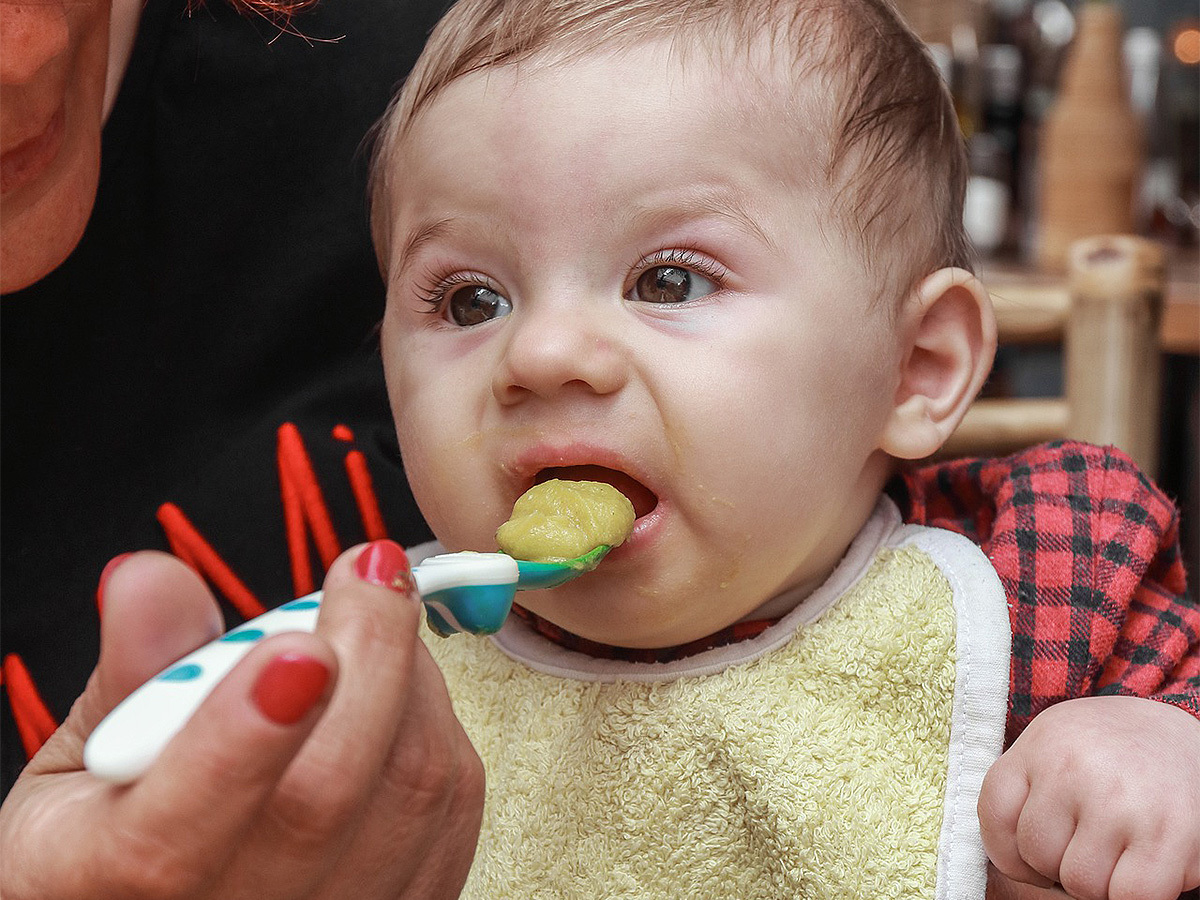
[896,440,1198,746]
[516,441,1200,748]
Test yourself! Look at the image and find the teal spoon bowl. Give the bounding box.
[419,544,614,636]
[514,544,614,589]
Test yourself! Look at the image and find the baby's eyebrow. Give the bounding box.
[626,188,779,254]
[391,216,458,287]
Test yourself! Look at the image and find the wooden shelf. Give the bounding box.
[982,249,1199,356]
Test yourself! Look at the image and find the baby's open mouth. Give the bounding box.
[534,465,658,519]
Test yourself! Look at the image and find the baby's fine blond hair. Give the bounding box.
[369,0,972,304]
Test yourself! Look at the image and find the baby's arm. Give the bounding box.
[899,446,1199,898]
[898,443,1199,738]
[979,695,1200,900]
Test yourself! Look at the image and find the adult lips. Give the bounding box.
[1,106,64,196]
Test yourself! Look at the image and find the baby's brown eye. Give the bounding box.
[447,285,512,326]
[632,266,716,304]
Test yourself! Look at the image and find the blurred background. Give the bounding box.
[900,0,1197,259]
[897,0,1199,592]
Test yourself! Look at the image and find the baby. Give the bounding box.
[368,0,1200,897]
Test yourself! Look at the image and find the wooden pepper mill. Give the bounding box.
[1036,1,1143,271]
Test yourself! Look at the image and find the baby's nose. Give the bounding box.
[491,304,628,404]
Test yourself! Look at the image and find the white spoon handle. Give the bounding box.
[84,552,520,783]
[84,595,323,783]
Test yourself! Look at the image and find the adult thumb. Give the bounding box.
[36,551,225,769]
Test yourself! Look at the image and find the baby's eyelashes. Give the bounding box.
[625,247,727,305]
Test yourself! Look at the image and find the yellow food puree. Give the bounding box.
[496,479,635,562]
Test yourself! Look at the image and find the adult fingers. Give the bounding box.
[108,632,338,899]
[979,752,1056,888]
[29,552,225,775]
[221,541,427,890]
[381,647,485,900]
[314,641,484,900]
[17,631,336,900]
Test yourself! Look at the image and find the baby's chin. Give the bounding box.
[521,592,742,651]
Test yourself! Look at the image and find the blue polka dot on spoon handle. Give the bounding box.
[84,552,523,783]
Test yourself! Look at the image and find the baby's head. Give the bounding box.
[371,0,996,648]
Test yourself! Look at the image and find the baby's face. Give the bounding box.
[380,42,905,647]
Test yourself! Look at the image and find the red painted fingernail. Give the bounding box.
[250,657,328,724]
[96,552,135,616]
[251,653,331,725]
[353,540,414,593]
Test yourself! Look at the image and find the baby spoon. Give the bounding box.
[84,545,612,783]
[418,544,609,634]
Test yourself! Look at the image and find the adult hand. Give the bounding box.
[0,543,483,899]
[979,695,1200,900]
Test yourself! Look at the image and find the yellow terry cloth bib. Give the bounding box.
[417,497,1011,899]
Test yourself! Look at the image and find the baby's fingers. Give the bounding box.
[1055,820,1124,900]
[112,635,336,897]
[1109,837,1199,900]
[979,753,1057,888]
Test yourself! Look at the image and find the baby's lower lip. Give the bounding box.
[610,502,665,557]
[1,107,65,196]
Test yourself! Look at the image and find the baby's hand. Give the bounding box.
[979,695,1200,900]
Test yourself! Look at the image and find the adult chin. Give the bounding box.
[0,111,102,295]
[1,0,111,296]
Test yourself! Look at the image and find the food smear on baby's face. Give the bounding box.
[496,479,635,562]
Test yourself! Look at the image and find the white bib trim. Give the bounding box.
[889,522,1011,900]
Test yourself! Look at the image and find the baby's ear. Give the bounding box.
[880,268,997,460]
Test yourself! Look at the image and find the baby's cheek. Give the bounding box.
[399,434,491,547]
